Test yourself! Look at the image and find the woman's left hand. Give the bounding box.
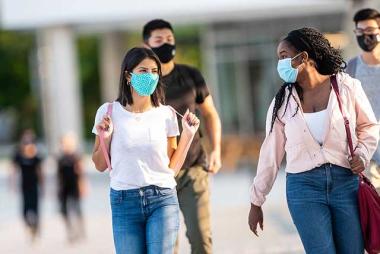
[349,154,365,174]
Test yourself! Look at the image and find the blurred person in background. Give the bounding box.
[57,132,86,243]
[10,129,44,242]
[92,47,200,254]
[347,8,380,194]
[142,19,222,254]
[248,28,379,253]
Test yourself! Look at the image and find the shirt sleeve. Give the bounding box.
[249,99,286,206]
[166,106,180,137]
[92,103,109,135]
[190,67,210,104]
[352,79,380,167]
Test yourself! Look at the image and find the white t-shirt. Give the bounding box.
[303,109,328,145]
[92,102,180,190]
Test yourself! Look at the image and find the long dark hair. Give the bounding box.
[117,47,165,107]
[270,27,346,132]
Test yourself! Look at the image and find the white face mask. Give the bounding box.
[277,52,303,83]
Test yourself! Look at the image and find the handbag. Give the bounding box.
[331,75,380,254]
[99,102,113,171]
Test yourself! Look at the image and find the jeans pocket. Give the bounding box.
[157,187,175,197]
[110,189,122,205]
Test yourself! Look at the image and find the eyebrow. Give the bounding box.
[279,50,288,54]
[137,67,158,70]
[152,34,173,39]
[363,27,379,29]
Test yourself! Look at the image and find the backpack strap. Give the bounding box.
[99,102,113,171]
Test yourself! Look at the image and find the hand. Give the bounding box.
[248,204,264,237]
[349,154,365,174]
[208,150,222,174]
[96,115,114,140]
[182,109,200,137]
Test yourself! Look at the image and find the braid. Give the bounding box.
[270,27,346,132]
[282,85,293,118]
[270,83,299,132]
[286,28,346,75]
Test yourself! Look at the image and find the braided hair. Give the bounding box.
[270,27,346,132]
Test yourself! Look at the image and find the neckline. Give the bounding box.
[116,101,159,115]
[162,64,178,78]
[303,109,328,115]
[292,86,333,115]
[359,55,380,68]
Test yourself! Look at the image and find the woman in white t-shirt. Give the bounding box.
[92,47,200,254]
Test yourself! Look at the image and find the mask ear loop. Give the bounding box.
[169,107,198,127]
[291,51,307,70]
[170,107,185,118]
[291,51,304,61]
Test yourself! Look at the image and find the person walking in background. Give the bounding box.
[142,19,222,254]
[92,47,200,254]
[347,8,380,194]
[10,129,44,242]
[248,28,379,253]
[57,132,86,243]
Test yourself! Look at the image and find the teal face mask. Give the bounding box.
[130,73,159,96]
[277,53,302,83]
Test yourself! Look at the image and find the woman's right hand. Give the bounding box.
[95,115,113,140]
[248,204,264,236]
[181,109,200,137]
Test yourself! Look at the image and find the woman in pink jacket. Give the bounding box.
[248,28,379,254]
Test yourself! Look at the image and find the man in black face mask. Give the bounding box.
[347,8,380,194]
[142,19,222,254]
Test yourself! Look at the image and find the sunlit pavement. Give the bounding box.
[0,157,303,254]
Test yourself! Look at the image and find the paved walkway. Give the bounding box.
[0,158,303,253]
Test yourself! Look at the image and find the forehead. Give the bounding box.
[357,19,379,29]
[135,58,158,69]
[277,40,297,54]
[150,28,174,38]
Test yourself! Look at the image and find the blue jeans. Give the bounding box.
[110,185,179,254]
[286,164,364,254]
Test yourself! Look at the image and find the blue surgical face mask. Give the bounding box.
[130,73,159,96]
[277,53,303,83]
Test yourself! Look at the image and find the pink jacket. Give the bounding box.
[250,73,379,206]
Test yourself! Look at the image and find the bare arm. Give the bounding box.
[92,136,109,172]
[168,111,200,175]
[198,95,222,173]
[8,162,18,192]
[92,115,113,172]
[74,156,85,178]
[75,156,88,197]
[37,163,44,196]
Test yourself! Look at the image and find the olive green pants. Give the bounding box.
[174,165,212,254]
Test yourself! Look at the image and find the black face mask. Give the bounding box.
[151,43,176,63]
[357,34,380,52]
